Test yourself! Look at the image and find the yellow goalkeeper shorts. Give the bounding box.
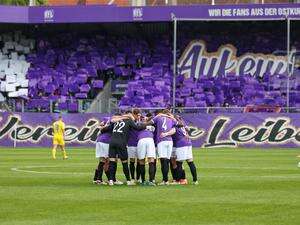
[53,136,65,146]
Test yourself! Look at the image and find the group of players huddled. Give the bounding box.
[93,108,198,186]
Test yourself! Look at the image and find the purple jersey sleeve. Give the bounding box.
[173,126,192,148]
[128,129,139,147]
[97,117,111,144]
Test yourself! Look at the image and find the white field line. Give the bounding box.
[7,164,298,170]
[11,166,87,175]
[10,165,300,179]
[200,166,298,170]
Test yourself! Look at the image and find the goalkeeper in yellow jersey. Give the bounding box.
[52,115,68,160]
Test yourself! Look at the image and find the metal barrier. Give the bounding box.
[6,98,300,113]
[109,106,300,113]
[5,98,99,113]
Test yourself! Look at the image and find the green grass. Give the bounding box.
[0,148,300,225]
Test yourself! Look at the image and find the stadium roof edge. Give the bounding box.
[1,3,300,24]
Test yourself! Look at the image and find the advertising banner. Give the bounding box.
[1,112,300,148]
[1,4,300,24]
[178,40,295,79]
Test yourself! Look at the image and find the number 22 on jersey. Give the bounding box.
[113,121,125,133]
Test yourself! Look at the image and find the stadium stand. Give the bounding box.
[0,31,32,101]
[25,33,107,112]
[119,22,300,110]
[1,21,299,113]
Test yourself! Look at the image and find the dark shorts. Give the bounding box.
[109,142,128,160]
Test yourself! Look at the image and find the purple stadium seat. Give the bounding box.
[58,102,68,111]
[92,80,104,89]
[79,84,91,93]
[75,93,88,99]
[68,102,78,112]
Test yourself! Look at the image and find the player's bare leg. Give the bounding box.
[187,159,198,185]
[154,158,157,179]
[176,160,188,185]
[121,159,135,185]
[138,159,146,184]
[103,158,110,181]
[60,145,68,160]
[129,158,137,182]
[108,158,120,185]
[94,157,108,185]
[158,158,170,185]
[148,157,156,185]
[93,167,99,184]
[170,157,179,184]
[52,144,57,159]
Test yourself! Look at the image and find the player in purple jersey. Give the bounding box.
[93,118,110,185]
[161,115,198,185]
[127,108,143,183]
[152,109,178,185]
[137,112,156,185]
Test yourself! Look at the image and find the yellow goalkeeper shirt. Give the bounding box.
[53,120,65,138]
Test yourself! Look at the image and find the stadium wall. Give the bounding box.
[1,112,300,148]
[1,4,300,23]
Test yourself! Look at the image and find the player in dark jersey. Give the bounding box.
[93,118,111,185]
[93,114,129,185]
[101,112,148,186]
[127,109,142,183]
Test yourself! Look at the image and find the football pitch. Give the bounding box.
[0,148,299,225]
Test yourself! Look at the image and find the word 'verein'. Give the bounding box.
[1,116,300,147]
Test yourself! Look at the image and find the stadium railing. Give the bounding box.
[3,98,293,114]
[5,98,99,113]
[5,98,300,113]
[111,106,300,114]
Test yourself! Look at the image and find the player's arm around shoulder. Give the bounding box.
[129,119,147,131]
[160,128,176,138]
[100,123,113,133]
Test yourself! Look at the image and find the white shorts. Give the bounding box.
[175,146,193,161]
[127,146,137,159]
[95,142,109,158]
[157,141,173,159]
[137,138,156,160]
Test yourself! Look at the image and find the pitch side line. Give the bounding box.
[10,166,300,179]
[11,166,87,175]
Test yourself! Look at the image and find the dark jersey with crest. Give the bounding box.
[102,119,146,148]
